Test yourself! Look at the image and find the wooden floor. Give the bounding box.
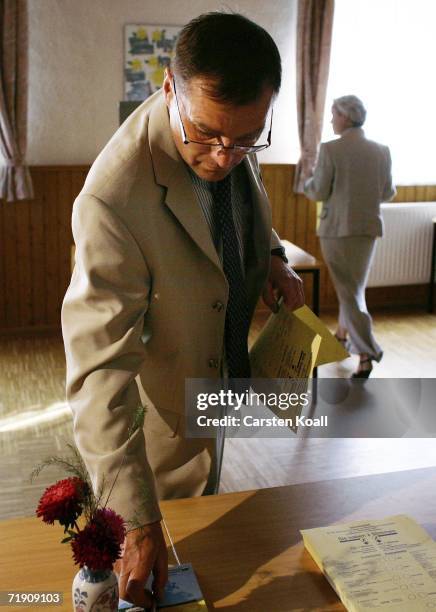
[251,308,436,378]
[0,308,435,520]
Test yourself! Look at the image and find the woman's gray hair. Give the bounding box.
[333,95,366,127]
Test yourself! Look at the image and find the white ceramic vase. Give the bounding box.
[72,566,118,612]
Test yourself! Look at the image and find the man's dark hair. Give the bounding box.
[173,12,281,105]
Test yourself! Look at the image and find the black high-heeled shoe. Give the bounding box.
[351,358,373,379]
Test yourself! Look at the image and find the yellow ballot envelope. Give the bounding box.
[249,303,348,379]
[292,305,349,366]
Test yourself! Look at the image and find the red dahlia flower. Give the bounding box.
[71,508,126,571]
[36,477,87,529]
[98,508,126,545]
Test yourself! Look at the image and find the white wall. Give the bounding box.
[27,0,298,165]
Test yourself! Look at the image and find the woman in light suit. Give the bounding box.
[304,96,396,377]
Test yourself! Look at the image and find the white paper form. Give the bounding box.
[301,515,436,611]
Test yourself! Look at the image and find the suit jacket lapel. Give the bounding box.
[243,156,271,310]
[148,95,222,272]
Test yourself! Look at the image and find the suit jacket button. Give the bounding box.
[213,301,224,312]
[208,358,219,368]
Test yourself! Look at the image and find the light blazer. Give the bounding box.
[61,91,281,525]
[304,128,396,237]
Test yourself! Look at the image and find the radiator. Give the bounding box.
[367,202,436,288]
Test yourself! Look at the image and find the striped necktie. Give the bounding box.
[213,175,251,379]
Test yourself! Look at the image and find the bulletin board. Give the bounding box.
[124,24,181,101]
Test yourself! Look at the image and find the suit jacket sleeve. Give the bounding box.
[62,193,161,528]
[303,143,335,202]
[382,146,396,202]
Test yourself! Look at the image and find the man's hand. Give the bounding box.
[114,521,168,608]
[262,256,305,313]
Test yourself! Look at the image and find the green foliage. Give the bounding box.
[30,442,91,486]
[32,404,149,526]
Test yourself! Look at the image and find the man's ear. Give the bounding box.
[163,68,173,107]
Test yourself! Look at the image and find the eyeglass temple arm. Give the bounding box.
[172,78,189,144]
[267,107,274,145]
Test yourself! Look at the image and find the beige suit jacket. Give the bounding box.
[61,91,281,525]
[304,128,396,237]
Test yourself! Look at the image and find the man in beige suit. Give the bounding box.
[304,95,395,377]
[62,12,303,608]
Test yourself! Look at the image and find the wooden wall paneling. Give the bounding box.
[281,166,298,244]
[415,185,426,201]
[285,165,297,243]
[69,169,88,276]
[260,165,276,231]
[29,170,47,326]
[392,187,404,202]
[71,170,86,204]
[406,186,418,201]
[274,165,292,241]
[261,164,301,245]
[394,185,416,202]
[1,165,435,332]
[43,170,61,326]
[15,198,32,327]
[369,184,436,203]
[0,197,5,326]
[305,200,318,258]
[57,169,74,302]
[2,199,19,328]
[294,193,308,248]
[366,284,428,308]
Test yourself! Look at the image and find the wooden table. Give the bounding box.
[2,467,436,611]
[429,216,436,313]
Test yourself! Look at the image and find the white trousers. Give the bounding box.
[320,236,383,361]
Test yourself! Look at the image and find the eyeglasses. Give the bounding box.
[172,78,273,154]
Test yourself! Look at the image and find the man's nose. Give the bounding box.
[211,147,241,169]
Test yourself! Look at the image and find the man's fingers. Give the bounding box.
[152,545,169,599]
[262,282,279,312]
[117,569,131,602]
[114,559,122,574]
[281,271,305,311]
[284,285,305,310]
[283,288,304,310]
[125,578,154,609]
[125,550,156,607]
[116,523,166,606]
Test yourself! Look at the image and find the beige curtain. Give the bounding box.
[0,0,33,202]
[294,0,334,194]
